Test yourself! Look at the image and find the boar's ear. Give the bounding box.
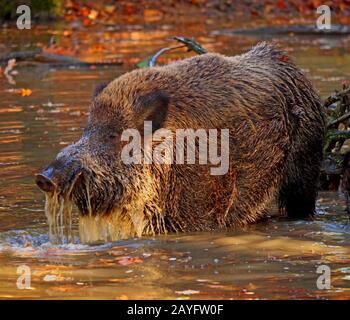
[93,82,109,98]
[134,90,169,133]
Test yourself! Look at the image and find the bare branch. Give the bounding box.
[327,111,350,128]
[324,87,350,107]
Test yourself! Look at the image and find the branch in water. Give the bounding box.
[173,36,208,54]
[327,111,350,129]
[149,45,186,67]
[324,87,350,108]
[0,49,122,67]
[137,36,208,68]
[0,49,42,62]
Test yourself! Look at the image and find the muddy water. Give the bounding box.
[0,21,350,299]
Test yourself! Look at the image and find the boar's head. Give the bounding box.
[36,72,170,243]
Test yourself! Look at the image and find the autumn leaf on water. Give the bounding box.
[104,5,116,14]
[251,10,259,17]
[143,9,163,22]
[21,88,32,97]
[83,18,92,26]
[123,3,136,15]
[80,7,90,17]
[277,0,287,10]
[88,9,99,20]
[42,44,76,57]
[117,256,143,266]
[96,258,115,266]
[49,285,84,293]
[89,44,105,54]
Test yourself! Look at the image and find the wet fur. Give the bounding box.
[47,42,326,239]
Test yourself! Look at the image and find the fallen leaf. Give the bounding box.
[251,10,259,17]
[143,9,163,18]
[277,0,287,10]
[83,18,92,26]
[88,9,98,20]
[123,3,136,15]
[89,44,105,54]
[42,44,75,56]
[104,5,116,14]
[63,30,72,37]
[49,285,83,293]
[21,88,32,97]
[247,283,258,291]
[80,7,90,17]
[96,258,115,265]
[117,256,143,266]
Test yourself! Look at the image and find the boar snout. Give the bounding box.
[36,172,56,193]
[36,159,82,195]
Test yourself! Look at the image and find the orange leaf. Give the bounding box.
[117,256,143,266]
[42,44,75,56]
[143,9,163,17]
[104,5,116,14]
[80,7,90,17]
[88,9,98,20]
[251,10,259,17]
[64,14,74,22]
[21,88,32,97]
[89,44,104,53]
[312,0,321,9]
[123,3,136,15]
[277,0,287,10]
[83,18,92,26]
[63,30,72,37]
